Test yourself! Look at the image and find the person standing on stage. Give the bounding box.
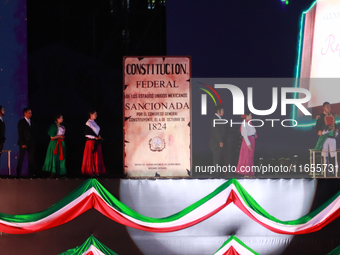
[81,110,106,176]
[42,114,66,177]
[236,111,257,177]
[0,106,5,157]
[210,105,226,166]
[16,108,35,177]
[315,102,338,173]
[225,109,239,167]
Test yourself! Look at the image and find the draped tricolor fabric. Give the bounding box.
[213,236,259,255]
[59,235,118,255]
[56,234,340,255]
[1,178,340,234]
[60,235,259,255]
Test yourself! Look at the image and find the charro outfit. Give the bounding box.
[315,113,338,166]
[81,119,106,175]
[0,116,5,157]
[210,113,226,166]
[42,124,66,175]
[236,120,256,176]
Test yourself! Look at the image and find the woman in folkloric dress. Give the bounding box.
[235,111,257,177]
[42,114,66,177]
[81,110,106,176]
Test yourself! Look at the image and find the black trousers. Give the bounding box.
[212,146,227,166]
[16,145,35,177]
[0,143,3,158]
[225,134,239,167]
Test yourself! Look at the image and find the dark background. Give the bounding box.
[167,0,314,77]
[27,0,166,177]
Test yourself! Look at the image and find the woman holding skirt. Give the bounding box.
[236,112,257,177]
[81,110,106,176]
[42,114,66,177]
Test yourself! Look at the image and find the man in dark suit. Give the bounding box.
[210,105,226,166]
[0,106,5,157]
[17,108,35,177]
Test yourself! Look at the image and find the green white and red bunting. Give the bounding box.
[213,236,259,255]
[1,178,340,234]
[58,234,340,255]
[59,235,259,255]
[59,235,118,255]
[213,237,340,255]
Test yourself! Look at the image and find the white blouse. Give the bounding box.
[57,126,65,135]
[241,120,256,146]
[86,119,100,139]
[25,117,31,126]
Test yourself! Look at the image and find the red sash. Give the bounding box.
[52,138,64,161]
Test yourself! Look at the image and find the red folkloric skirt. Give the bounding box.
[81,140,106,175]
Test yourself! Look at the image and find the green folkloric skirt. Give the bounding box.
[42,139,66,175]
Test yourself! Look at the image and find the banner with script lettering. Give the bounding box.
[123,57,191,177]
[297,0,340,116]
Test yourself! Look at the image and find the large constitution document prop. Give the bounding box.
[123,57,191,177]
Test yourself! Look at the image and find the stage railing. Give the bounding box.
[309,149,339,178]
[1,150,11,175]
